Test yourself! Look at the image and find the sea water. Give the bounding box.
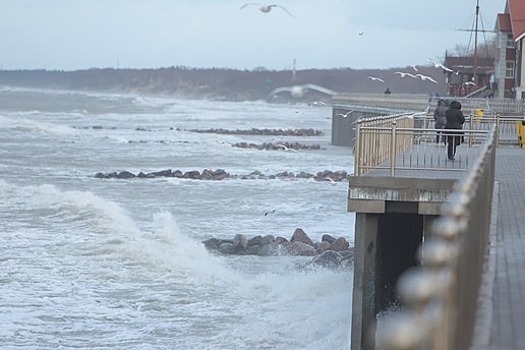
[0,87,355,349]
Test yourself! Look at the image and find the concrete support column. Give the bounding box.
[351,213,379,350]
[351,212,424,350]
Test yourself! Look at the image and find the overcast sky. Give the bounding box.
[0,0,506,71]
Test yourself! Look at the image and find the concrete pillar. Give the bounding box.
[351,212,424,350]
[351,213,379,350]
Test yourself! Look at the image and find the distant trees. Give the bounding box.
[0,65,449,100]
[447,36,496,58]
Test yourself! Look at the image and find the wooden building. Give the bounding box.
[443,55,494,97]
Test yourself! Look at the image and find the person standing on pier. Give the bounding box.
[433,99,448,145]
[445,100,465,161]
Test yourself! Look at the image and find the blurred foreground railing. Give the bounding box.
[375,126,497,350]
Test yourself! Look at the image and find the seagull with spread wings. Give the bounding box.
[268,83,336,99]
[367,76,385,83]
[336,110,355,118]
[240,3,294,17]
[416,74,438,84]
[394,71,417,78]
[427,58,454,73]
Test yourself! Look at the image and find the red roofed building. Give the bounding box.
[494,0,525,98]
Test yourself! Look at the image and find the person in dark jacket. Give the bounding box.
[433,99,448,144]
[444,100,465,161]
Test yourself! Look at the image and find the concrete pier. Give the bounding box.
[348,176,457,349]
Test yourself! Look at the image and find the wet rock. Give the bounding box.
[283,241,317,256]
[202,228,353,269]
[310,250,341,268]
[233,234,248,253]
[291,228,314,247]
[218,242,234,254]
[322,234,337,244]
[315,241,331,253]
[330,237,350,251]
[183,170,201,179]
[257,242,286,256]
[117,171,136,179]
[93,169,350,183]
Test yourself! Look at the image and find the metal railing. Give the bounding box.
[332,93,525,115]
[375,126,497,350]
[353,113,416,176]
[354,114,523,176]
[418,113,524,147]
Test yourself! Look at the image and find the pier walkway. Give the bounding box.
[344,109,525,349]
[481,147,525,350]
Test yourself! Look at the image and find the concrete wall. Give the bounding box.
[331,108,386,147]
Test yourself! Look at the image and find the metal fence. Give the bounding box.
[354,114,523,177]
[332,93,525,115]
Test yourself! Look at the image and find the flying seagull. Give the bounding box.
[427,58,454,73]
[367,76,385,83]
[268,83,336,99]
[336,110,355,118]
[416,74,438,84]
[240,3,294,17]
[394,71,417,78]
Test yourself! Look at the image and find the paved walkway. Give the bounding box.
[474,147,525,350]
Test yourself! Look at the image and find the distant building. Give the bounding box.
[494,0,525,99]
[443,55,494,97]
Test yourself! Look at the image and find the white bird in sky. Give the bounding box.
[427,58,454,72]
[394,71,417,78]
[336,110,355,118]
[367,76,385,83]
[240,3,294,17]
[268,83,336,99]
[416,74,438,84]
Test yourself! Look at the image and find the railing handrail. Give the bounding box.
[333,93,525,114]
[354,113,521,176]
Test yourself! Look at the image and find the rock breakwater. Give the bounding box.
[203,228,353,269]
[94,169,349,182]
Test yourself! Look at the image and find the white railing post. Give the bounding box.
[354,122,361,176]
[390,121,397,176]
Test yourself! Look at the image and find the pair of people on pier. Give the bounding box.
[445,100,465,161]
[433,99,465,160]
[433,99,448,145]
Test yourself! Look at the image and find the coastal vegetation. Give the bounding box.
[0,65,447,101]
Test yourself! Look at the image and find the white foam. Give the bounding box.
[0,114,78,135]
